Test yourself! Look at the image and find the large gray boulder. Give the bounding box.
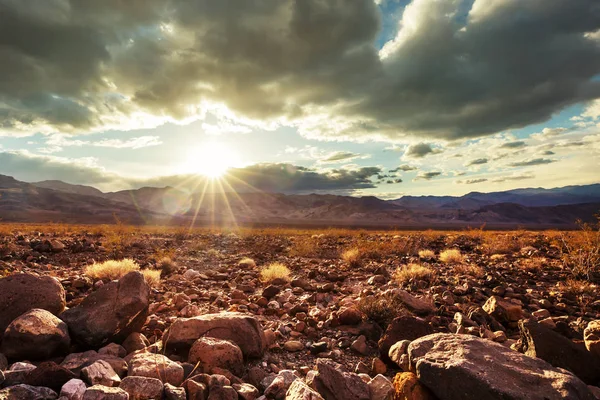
[1,309,70,360]
[163,312,266,358]
[408,333,595,400]
[60,271,149,348]
[519,319,600,385]
[0,273,65,334]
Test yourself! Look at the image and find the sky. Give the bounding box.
[0,0,599,198]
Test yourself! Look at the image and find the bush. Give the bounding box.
[157,257,177,274]
[418,249,435,259]
[238,257,256,268]
[259,262,291,283]
[341,248,362,267]
[84,259,140,281]
[358,292,409,328]
[440,249,463,264]
[453,264,484,277]
[142,269,162,287]
[393,263,435,286]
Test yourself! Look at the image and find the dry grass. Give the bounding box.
[289,236,319,258]
[559,279,597,297]
[341,247,362,267]
[357,292,408,328]
[556,218,600,280]
[440,249,464,264]
[141,269,162,287]
[259,262,291,283]
[84,258,140,281]
[418,249,435,260]
[157,257,178,274]
[393,263,435,286]
[238,257,256,268]
[453,264,485,277]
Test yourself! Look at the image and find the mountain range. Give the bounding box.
[1,174,599,228]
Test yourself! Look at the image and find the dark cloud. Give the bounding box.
[465,158,488,166]
[389,164,417,173]
[0,151,381,193]
[508,158,556,167]
[1,0,598,140]
[500,141,527,149]
[404,143,441,158]
[414,171,442,181]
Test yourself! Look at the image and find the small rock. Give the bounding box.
[24,362,76,392]
[128,353,184,386]
[584,320,600,358]
[284,341,305,352]
[60,379,87,400]
[369,374,394,400]
[164,383,187,400]
[285,379,324,400]
[82,385,129,400]
[81,360,121,387]
[307,359,369,400]
[0,384,58,400]
[483,296,522,324]
[350,336,369,356]
[119,376,164,400]
[188,337,244,377]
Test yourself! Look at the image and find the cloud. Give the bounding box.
[492,173,536,183]
[404,143,441,158]
[319,151,363,163]
[414,171,442,181]
[465,158,488,166]
[38,134,162,153]
[456,178,488,184]
[508,158,556,167]
[531,127,568,140]
[0,151,382,193]
[500,141,526,149]
[1,0,598,142]
[389,164,417,173]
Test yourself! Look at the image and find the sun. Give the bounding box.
[182,142,240,178]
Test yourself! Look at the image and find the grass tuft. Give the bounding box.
[260,262,291,283]
[440,249,464,264]
[418,249,435,259]
[238,257,256,268]
[393,263,435,286]
[157,257,178,274]
[142,269,162,287]
[341,248,362,267]
[84,258,140,281]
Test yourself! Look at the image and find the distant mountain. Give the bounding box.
[3,175,599,228]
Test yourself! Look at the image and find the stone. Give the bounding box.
[408,333,595,400]
[1,309,70,360]
[233,383,259,400]
[386,290,435,316]
[388,340,411,367]
[483,296,522,324]
[128,353,184,386]
[3,362,36,387]
[207,385,238,400]
[163,312,266,358]
[307,359,370,400]
[98,344,127,358]
[188,337,244,377]
[262,285,281,299]
[378,316,432,364]
[584,320,600,358]
[186,380,208,400]
[519,319,600,385]
[60,379,87,400]
[285,379,324,400]
[264,370,299,399]
[61,351,127,378]
[50,240,66,252]
[337,308,363,326]
[392,372,435,400]
[82,386,129,400]
[23,362,76,392]
[81,360,121,387]
[368,374,394,400]
[372,358,387,375]
[350,336,369,355]
[164,383,186,400]
[122,333,150,355]
[284,341,305,352]
[0,384,58,400]
[60,271,150,348]
[0,273,66,334]
[119,376,164,400]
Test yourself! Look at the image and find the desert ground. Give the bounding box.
[0,223,599,399]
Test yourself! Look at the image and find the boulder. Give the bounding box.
[519,319,600,385]
[584,320,600,358]
[23,362,76,392]
[285,379,324,400]
[0,384,57,400]
[82,386,129,400]
[1,309,70,360]
[163,312,266,358]
[392,372,435,400]
[119,376,164,400]
[164,383,186,400]
[128,353,184,386]
[81,360,121,387]
[60,379,87,400]
[368,374,394,400]
[189,337,244,377]
[408,333,595,400]
[232,383,259,400]
[0,273,66,334]
[307,359,370,400]
[122,333,149,355]
[378,316,432,364]
[483,296,522,325]
[60,271,150,348]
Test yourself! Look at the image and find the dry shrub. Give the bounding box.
[559,279,597,297]
[557,218,600,280]
[357,292,408,328]
[453,264,484,277]
[238,257,257,268]
[341,248,362,267]
[393,263,435,286]
[260,262,291,283]
[418,249,435,260]
[84,258,139,281]
[520,257,546,272]
[481,232,529,255]
[289,236,320,258]
[157,257,178,274]
[440,249,464,264]
[142,269,162,287]
[206,248,221,258]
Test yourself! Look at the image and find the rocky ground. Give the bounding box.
[0,226,599,399]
